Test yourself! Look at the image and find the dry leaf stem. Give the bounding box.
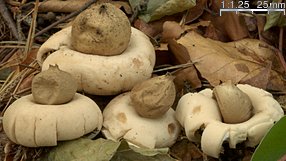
[35,0,97,37]
[279,27,283,54]
[24,0,39,56]
[153,61,197,73]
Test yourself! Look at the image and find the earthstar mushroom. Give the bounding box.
[102,92,180,148]
[3,68,103,147]
[3,93,103,147]
[36,3,155,96]
[176,84,284,158]
[37,27,155,95]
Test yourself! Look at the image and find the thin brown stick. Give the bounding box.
[24,0,39,56]
[0,0,19,40]
[35,0,97,37]
[153,61,197,73]
[279,27,283,53]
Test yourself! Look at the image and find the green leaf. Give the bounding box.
[129,0,196,22]
[264,12,286,31]
[264,0,286,31]
[251,116,286,161]
[42,138,176,161]
[111,140,176,161]
[42,138,121,161]
[129,144,169,156]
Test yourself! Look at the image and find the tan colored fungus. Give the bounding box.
[3,93,103,147]
[130,75,176,118]
[32,64,77,105]
[37,26,155,95]
[176,84,284,158]
[102,92,180,148]
[213,81,253,123]
[71,3,131,56]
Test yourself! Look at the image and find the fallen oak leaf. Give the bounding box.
[177,31,286,91]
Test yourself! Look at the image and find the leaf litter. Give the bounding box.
[1,0,286,160]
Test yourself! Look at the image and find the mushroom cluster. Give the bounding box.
[102,75,181,148]
[3,65,103,147]
[176,82,284,158]
[36,3,155,96]
[3,2,156,148]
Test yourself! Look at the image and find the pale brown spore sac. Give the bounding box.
[130,75,176,118]
[71,3,131,56]
[213,81,253,124]
[32,65,77,105]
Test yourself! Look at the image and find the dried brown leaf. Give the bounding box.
[168,39,202,89]
[210,12,249,41]
[204,0,249,41]
[170,138,203,161]
[177,31,286,91]
[185,0,207,24]
[39,0,89,13]
[39,0,131,14]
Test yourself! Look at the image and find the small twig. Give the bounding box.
[1,63,36,115]
[279,27,283,54]
[24,0,38,56]
[179,9,189,26]
[19,63,40,71]
[153,61,197,73]
[35,0,97,37]
[0,0,20,40]
[0,40,27,44]
[16,14,25,40]
[203,6,218,16]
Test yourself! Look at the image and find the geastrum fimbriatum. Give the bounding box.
[36,3,155,96]
[102,75,181,148]
[176,81,284,158]
[3,65,103,147]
